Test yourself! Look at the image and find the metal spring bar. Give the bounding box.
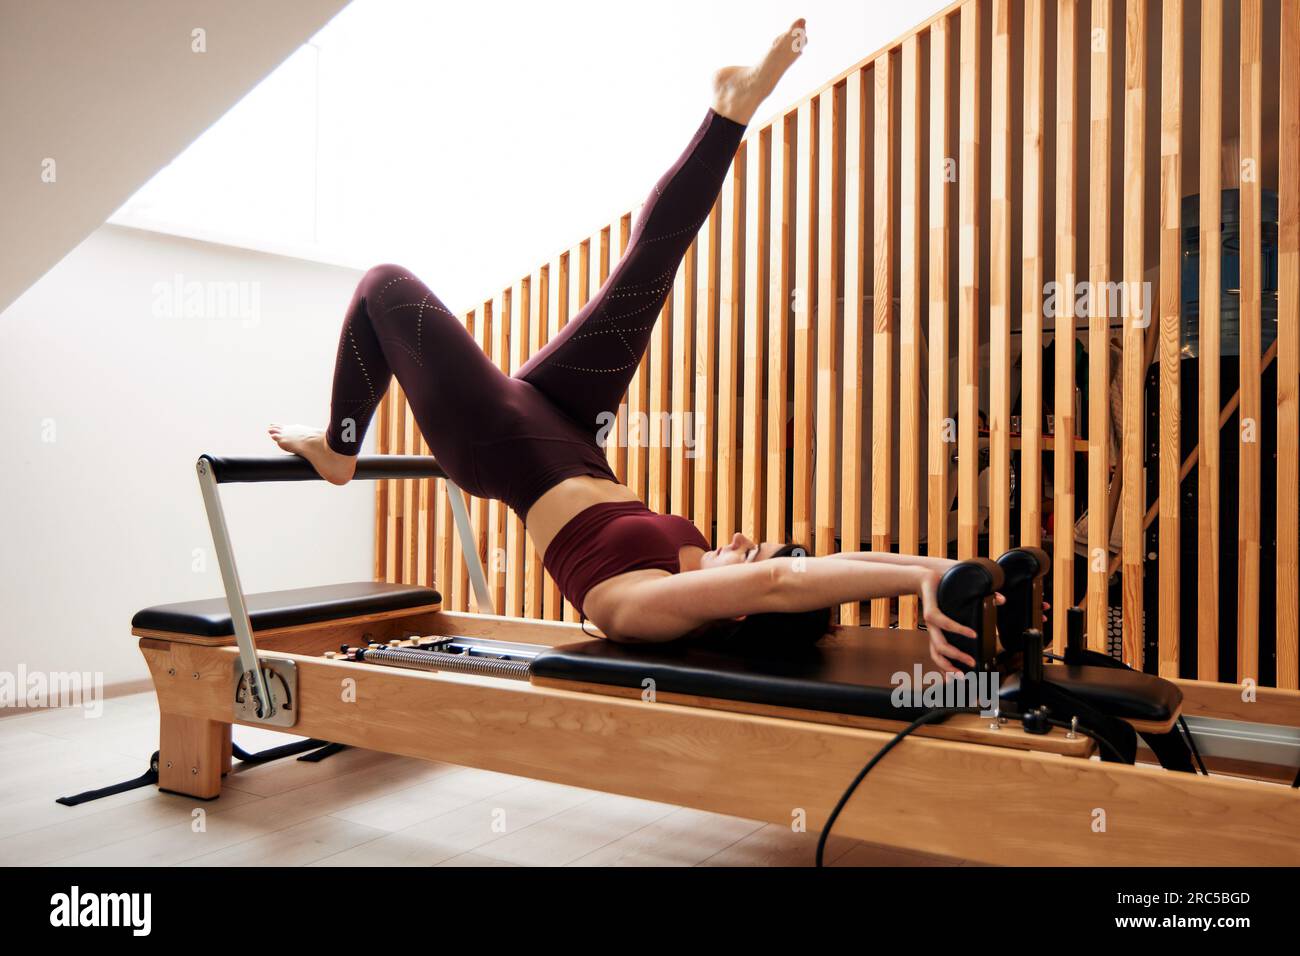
[359,646,532,680]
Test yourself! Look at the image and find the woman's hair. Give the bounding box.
[692,543,833,651]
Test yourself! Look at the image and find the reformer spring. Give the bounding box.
[351,645,532,680]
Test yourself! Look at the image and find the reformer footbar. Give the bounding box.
[194,454,497,726]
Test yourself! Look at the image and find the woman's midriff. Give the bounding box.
[524,474,642,558]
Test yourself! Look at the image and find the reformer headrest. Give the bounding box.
[131,582,442,637]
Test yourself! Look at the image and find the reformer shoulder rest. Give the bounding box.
[132,582,442,638]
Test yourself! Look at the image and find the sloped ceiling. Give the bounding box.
[0,0,352,312]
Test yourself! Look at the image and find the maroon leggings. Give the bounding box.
[324,107,747,519]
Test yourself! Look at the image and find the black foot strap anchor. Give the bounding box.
[55,737,345,806]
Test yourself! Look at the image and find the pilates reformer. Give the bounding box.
[128,455,1300,865]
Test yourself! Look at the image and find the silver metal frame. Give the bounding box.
[195,456,495,727]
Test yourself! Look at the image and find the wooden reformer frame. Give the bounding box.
[134,455,1300,867]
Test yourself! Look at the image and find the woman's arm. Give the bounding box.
[825,551,958,574]
[590,556,973,643]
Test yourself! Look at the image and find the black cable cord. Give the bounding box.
[815,708,962,867]
[1178,715,1209,775]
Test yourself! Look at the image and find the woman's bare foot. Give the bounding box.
[267,423,357,485]
[712,18,807,125]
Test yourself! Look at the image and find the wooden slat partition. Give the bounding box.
[1280,0,1300,689]
[694,200,720,541]
[1199,0,1223,680]
[1120,0,1147,669]
[1086,0,1114,649]
[841,70,869,626]
[928,14,954,563]
[871,56,894,625]
[717,141,746,545]
[743,126,769,538]
[1020,0,1046,550]
[792,100,818,547]
[988,0,1013,560]
[368,0,1300,699]
[1237,0,1262,683]
[1053,0,1080,652]
[1157,0,1183,679]
[956,0,982,560]
[898,38,923,630]
[766,113,795,546]
[817,84,843,563]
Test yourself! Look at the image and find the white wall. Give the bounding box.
[113,0,955,314]
[0,226,375,687]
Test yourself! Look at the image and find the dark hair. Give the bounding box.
[693,543,833,651]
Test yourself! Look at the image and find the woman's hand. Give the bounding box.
[915,567,1005,674]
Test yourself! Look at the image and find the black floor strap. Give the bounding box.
[55,752,160,807]
[230,738,337,764]
[57,737,345,806]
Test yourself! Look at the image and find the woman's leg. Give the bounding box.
[277,263,512,493]
[512,19,805,433]
[512,107,745,431]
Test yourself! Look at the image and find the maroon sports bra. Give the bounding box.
[542,500,711,619]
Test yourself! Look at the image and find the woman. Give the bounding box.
[269,19,980,671]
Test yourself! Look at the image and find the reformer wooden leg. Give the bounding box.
[158,712,226,799]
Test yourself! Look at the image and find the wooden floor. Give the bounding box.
[0,692,972,867]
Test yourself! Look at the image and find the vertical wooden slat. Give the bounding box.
[957,0,982,560]
[1236,0,1263,682]
[416,427,432,587]
[1086,0,1114,650]
[648,261,672,518]
[471,299,492,611]
[842,68,869,626]
[741,127,771,539]
[386,388,404,586]
[767,112,795,545]
[928,16,953,561]
[1198,0,1223,680]
[899,39,923,629]
[1157,0,1183,679]
[1021,0,1046,549]
[671,237,697,518]
[626,216,650,509]
[449,314,470,608]
[374,389,390,580]
[1120,0,1148,669]
[403,383,417,582]
[436,477,453,604]
[1053,0,1080,651]
[609,216,632,484]
[793,99,819,547]
[817,84,844,561]
[487,289,510,613]
[871,57,895,625]
[525,265,549,620]
[694,200,720,541]
[544,255,568,620]
[505,275,528,617]
[1278,0,1300,689]
[988,0,1013,559]
[564,246,587,622]
[716,141,746,544]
